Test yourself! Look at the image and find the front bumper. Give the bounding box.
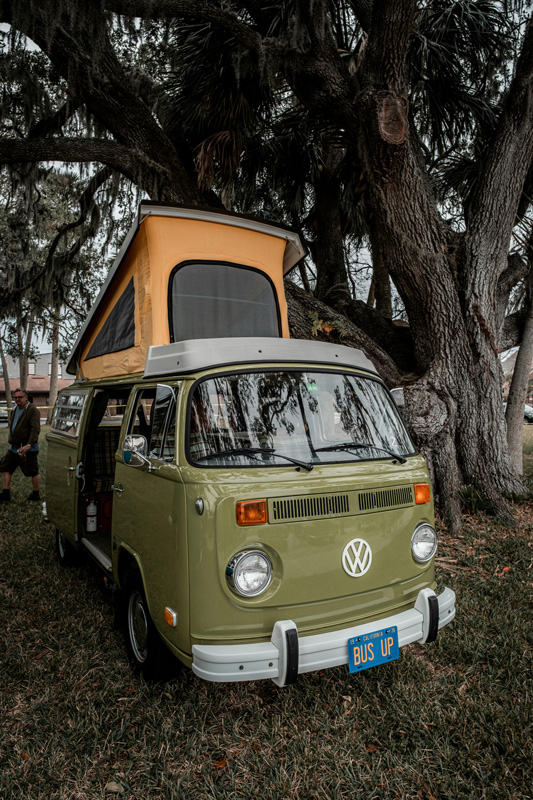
[192,586,456,686]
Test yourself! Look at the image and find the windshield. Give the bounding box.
[187,370,414,468]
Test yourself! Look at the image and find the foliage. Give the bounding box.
[1,1,533,528]
[0,426,532,799]
[457,484,495,515]
[0,28,140,341]
[307,310,348,340]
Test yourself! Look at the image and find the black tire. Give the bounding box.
[55,529,77,566]
[122,577,178,681]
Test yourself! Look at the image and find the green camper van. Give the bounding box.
[45,204,455,684]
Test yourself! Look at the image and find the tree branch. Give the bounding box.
[466,14,533,286]
[103,0,262,52]
[0,136,152,182]
[4,0,207,204]
[285,280,415,386]
[28,98,80,139]
[347,0,373,33]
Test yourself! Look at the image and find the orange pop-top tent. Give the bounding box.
[67,204,306,380]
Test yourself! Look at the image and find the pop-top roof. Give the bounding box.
[67,203,307,378]
[143,338,377,379]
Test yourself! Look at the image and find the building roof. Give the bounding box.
[0,376,74,393]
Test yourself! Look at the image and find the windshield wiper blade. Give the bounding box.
[195,447,314,471]
[314,441,407,464]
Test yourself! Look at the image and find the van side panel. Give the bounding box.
[112,457,190,657]
[45,434,81,542]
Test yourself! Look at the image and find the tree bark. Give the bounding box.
[17,323,27,392]
[313,141,350,304]
[368,236,392,317]
[0,329,12,407]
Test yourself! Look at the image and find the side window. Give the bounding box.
[150,385,177,460]
[126,385,178,462]
[51,392,90,437]
[127,388,156,440]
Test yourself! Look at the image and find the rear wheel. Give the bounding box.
[122,576,178,681]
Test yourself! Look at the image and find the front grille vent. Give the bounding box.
[270,493,350,523]
[358,485,413,512]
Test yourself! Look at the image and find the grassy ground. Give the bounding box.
[0,427,531,800]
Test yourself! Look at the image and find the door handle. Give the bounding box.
[111,484,124,494]
[64,466,75,472]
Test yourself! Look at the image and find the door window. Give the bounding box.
[51,392,90,437]
[127,385,178,462]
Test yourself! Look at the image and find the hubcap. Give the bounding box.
[128,591,149,663]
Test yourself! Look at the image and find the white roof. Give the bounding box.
[143,337,377,378]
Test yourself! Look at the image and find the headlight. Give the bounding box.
[226,550,273,597]
[411,523,438,562]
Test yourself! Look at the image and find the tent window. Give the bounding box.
[85,278,135,361]
[169,262,280,342]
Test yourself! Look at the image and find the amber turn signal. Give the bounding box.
[414,483,431,504]
[164,607,177,627]
[236,499,267,525]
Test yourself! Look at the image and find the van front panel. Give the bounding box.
[184,456,435,646]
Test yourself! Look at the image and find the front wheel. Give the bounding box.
[122,579,178,681]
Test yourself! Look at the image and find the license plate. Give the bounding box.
[348,625,399,673]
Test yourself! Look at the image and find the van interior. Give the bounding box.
[79,386,132,561]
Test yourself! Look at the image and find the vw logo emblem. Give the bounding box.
[342,538,372,577]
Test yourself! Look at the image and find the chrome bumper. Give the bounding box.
[192,587,456,686]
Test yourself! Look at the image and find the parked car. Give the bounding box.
[503,402,533,423]
[0,400,9,422]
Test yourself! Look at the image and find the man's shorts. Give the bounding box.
[0,449,39,478]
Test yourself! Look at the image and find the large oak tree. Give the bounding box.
[1,0,532,529]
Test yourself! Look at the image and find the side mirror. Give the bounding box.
[123,434,149,467]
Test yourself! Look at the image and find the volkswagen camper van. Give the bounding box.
[46,204,455,684]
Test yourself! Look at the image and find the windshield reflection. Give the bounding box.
[188,371,413,468]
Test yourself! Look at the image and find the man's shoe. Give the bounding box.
[0,490,11,503]
[27,491,41,502]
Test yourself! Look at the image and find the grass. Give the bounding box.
[0,427,532,800]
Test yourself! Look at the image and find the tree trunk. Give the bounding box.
[17,323,27,392]
[368,236,392,317]
[17,315,35,394]
[47,309,61,424]
[313,141,349,304]
[0,329,12,407]
[506,272,533,474]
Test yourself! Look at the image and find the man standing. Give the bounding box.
[0,388,41,503]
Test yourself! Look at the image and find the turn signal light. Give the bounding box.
[236,499,267,526]
[414,483,431,504]
[164,607,177,627]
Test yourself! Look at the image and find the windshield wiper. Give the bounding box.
[194,447,314,472]
[314,441,407,464]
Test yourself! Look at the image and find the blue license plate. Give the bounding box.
[348,625,399,673]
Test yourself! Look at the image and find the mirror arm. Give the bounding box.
[134,451,159,472]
